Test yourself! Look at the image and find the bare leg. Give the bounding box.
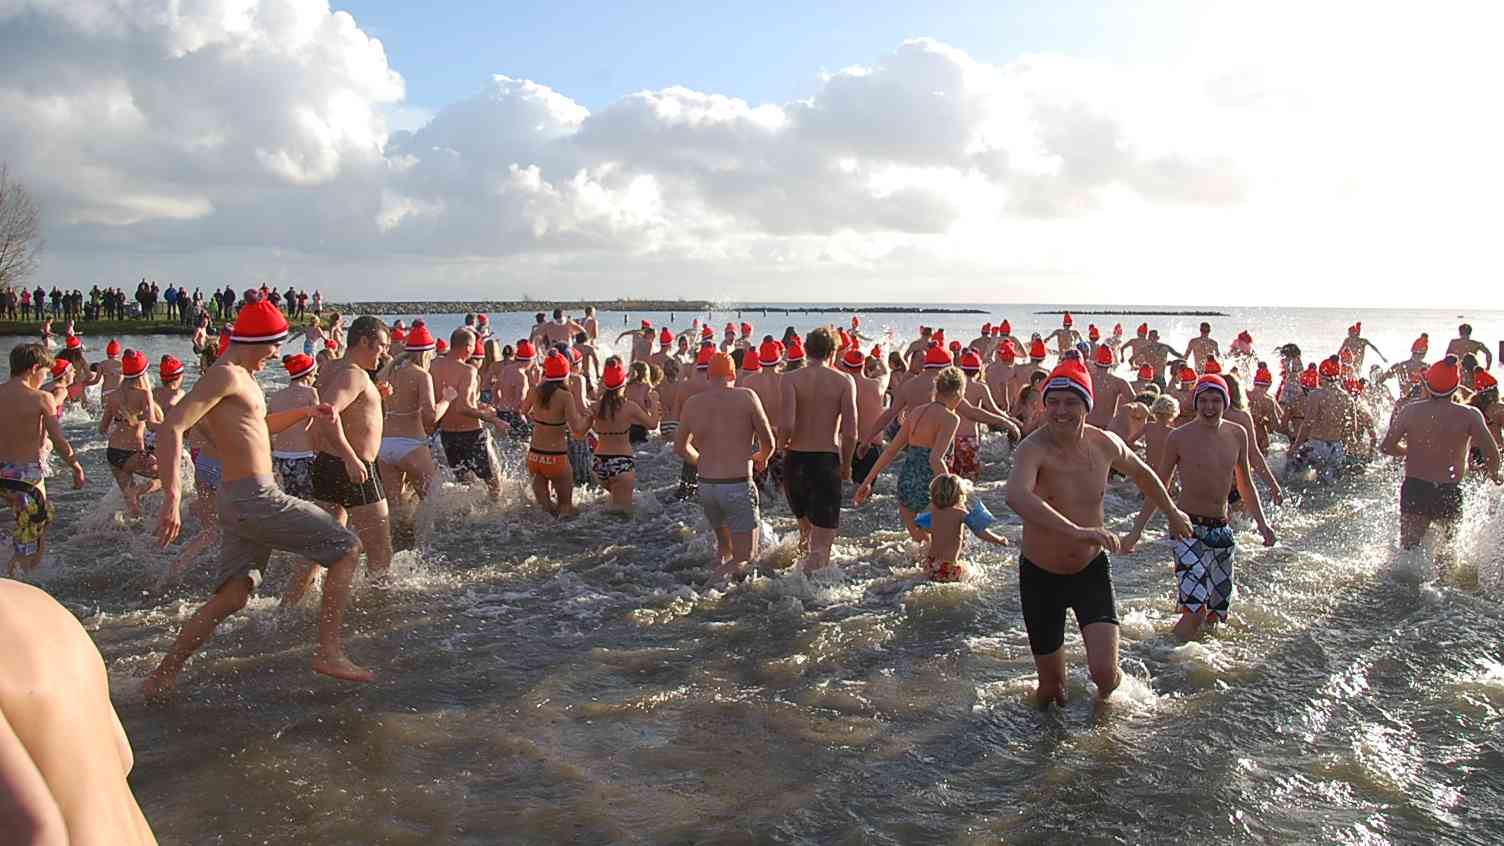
[530,473,557,515]
[898,507,929,543]
[608,473,636,513]
[708,528,755,585]
[111,468,142,517]
[1031,648,1069,708]
[554,473,576,518]
[1172,608,1206,641]
[282,501,345,607]
[1081,621,1122,700]
[144,576,253,702]
[347,500,393,579]
[801,527,837,573]
[310,546,375,683]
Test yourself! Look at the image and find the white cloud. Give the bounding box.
[3,1,1500,304]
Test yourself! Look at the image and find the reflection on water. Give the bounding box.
[7,314,1504,844]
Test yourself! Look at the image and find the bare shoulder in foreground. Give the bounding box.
[0,579,158,845]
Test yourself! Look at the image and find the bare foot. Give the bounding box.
[312,651,376,684]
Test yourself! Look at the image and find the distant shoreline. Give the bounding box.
[1033,309,1229,317]
[329,300,986,316]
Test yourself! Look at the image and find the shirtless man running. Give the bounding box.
[0,579,157,844]
[1446,323,1492,370]
[1338,322,1387,372]
[780,327,858,572]
[1185,323,1220,373]
[147,299,372,700]
[433,328,508,495]
[674,353,774,586]
[534,309,586,349]
[1044,313,1082,359]
[1123,375,1277,640]
[840,347,887,485]
[1381,356,1501,557]
[743,340,787,492]
[1005,357,1188,707]
[1085,345,1132,430]
[1288,358,1360,483]
[0,344,86,576]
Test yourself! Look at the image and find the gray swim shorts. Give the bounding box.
[698,478,759,534]
[215,475,358,592]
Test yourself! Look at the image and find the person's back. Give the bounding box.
[0,579,158,845]
[268,381,318,453]
[783,362,853,453]
[681,383,760,478]
[1396,397,1485,484]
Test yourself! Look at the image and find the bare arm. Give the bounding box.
[838,378,858,476]
[154,366,235,544]
[1235,428,1276,544]
[854,412,916,503]
[0,708,67,846]
[1379,408,1408,458]
[929,415,960,476]
[960,397,1020,439]
[1469,407,1502,482]
[673,402,699,466]
[779,375,798,450]
[1125,432,1182,541]
[38,396,83,489]
[751,393,775,467]
[315,368,367,470]
[265,406,317,435]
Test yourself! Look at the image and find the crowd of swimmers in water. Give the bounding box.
[2,298,1500,842]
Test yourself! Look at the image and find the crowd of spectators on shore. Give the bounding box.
[0,281,324,324]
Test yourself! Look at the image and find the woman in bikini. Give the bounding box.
[587,358,661,514]
[376,323,456,522]
[854,365,963,542]
[656,358,683,442]
[98,350,162,518]
[622,361,661,446]
[520,350,589,517]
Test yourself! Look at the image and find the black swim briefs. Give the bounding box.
[1399,477,1463,520]
[783,450,842,530]
[1019,552,1119,656]
[105,447,137,470]
[440,428,495,481]
[851,443,881,487]
[310,451,386,508]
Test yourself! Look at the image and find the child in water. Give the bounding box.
[1144,395,1181,478]
[915,474,1009,582]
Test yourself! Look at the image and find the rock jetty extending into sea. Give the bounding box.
[329,300,986,316]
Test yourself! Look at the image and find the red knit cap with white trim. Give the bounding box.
[1043,357,1094,411]
[231,300,290,344]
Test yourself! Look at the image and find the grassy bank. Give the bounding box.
[0,314,319,337]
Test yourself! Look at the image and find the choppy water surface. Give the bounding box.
[10,306,1504,844]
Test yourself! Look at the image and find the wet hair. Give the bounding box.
[929,474,966,510]
[347,315,388,350]
[935,366,965,399]
[553,308,564,320]
[782,327,798,345]
[10,343,51,377]
[1277,343,1302,358]
[598,382,624,420]
[1460,323,1473,336]
[1200,322,1212,333]
[1223,374,1249,411]
[1151,395,1180,419]
[463,313,475,326]
[805,326,836,360]
[1123,401,1151,419]
[502,344,515,360]
[539,379,563,406]
[888,351,907,373]
[534,312,545,324]
[1133,391,1160,406]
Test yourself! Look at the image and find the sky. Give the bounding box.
[1,0,1500,306]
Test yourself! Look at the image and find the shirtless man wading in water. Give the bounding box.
[147,299,372,700]
[675,352,775,586]
[780,327,858,573]
[0,344,87,576]
[1005,357,1188,708]
[1381,356,1501,558]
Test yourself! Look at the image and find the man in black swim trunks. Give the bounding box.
[1005,357,1189,708]
[1381,356,1501,558]
[432,328,508,497]
[295,315,396,598]
[779,326,858,573]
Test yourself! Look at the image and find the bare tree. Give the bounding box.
[0,164,43,291]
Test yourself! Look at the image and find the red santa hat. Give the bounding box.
[1062,312,1074,328]
[841,348,866,370]
[159,355,185,380]
[923,344,952,369]
[1193,374,1230,407]
[602,360,627,390]
[695,345,716,369]
[515,340,536,359]
[121,349,148,378]
[1253,363,1274,386]
[1043,357,1093,411]
[105,339,121,358]
[1000,320,1012,335]
[282,353,317,380]
[231,300,290,344]
[960,349,983,372]
[1093,345,1115,367]
[542,351,570,382]
[1425,356,1461,396]
[405,324,436,352]
[785,338,806,362]
[1028,339,1047,361]
[759,340,782,367]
